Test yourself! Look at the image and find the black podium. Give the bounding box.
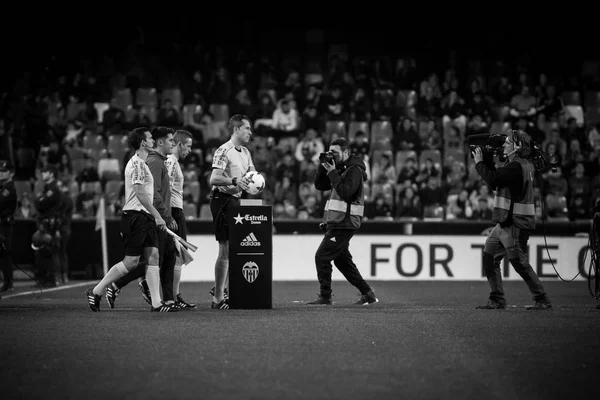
[228,200,273,309]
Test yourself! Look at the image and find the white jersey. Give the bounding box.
[165,154,183,209]
[123,153,154,213]
[212,140,254,197]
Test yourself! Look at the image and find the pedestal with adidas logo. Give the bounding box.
[228,199,273,309]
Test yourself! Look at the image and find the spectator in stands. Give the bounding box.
[542,128,567,160]
[76,154,100,184]
[444,160,467,196]
[230,88,254,118]
[536,85,564,120]
[568,194,590,221]
[509,85,537,121]
[349,87,372,122]
[394,117,420,153]
[466,92,492,123]
[466,114,488,137]
[75,182,99,218]
[271,99,299,136]
[419,176,446,217]
[319,86,347,122]
[15,191,36,218]
[561,117,587,149]
[300,103,325,133]
[395,185,421,219]
[157,98,180,127]
[417,85,442,119]
[542,166,568,218]
[349,130,370,162]
[371,194,393,219]
[491,75,514,104]
[443,125,464,155]
[568,162,591,215]
[295,128,325,166]
[102,98,126,134]
[588,123,600,152]
[446,189,473,220]
[470,197,493,220]
[371,152,397,187]
[562,138,587,176]
[207,67,231,105]
[297,194,321,220]
[442,90,467,133]
[419,119,442,151]
[371,85,396,121]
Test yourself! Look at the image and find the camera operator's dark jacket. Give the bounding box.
[475,157,536,230]
[314,155,367,230]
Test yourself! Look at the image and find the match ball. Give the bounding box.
[243,171,266,195]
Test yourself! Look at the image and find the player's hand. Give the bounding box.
[168,219,178,232]
[155,215,167,231]
[322,159,336,173]
[238,177,250,191]
[471,146,483,164]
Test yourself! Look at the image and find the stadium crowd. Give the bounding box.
[1,43,599,223]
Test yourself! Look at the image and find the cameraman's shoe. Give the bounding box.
[526,301,552,310]
[306,295,333,305]
[476,300,506,310]
[354,290,379,305]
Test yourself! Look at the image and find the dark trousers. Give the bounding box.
[1,223,14,284]
[114,228,177,301]
[34,219,61,285]
[315,229,371,298]
[482,223,550,305]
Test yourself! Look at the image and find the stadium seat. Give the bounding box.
[186,181,201,203]
[396,90,417,108]
[561,91,581,106]
[419,149,442,166]
[585,106,600,126]
[370,121,393,141]
[209,104,230,122]
[14,180,32,199]
[184,203,198,219]
[584,91,600,108]
[107,135,125,153]
[395,150,417,169]
[114,88,132,110]
[94,102,109,123]
[347,121,370,141]
[140,106,157,124]
[161,88,183,109]
[124,105,136,123]
[136,87,158,107]
[105,180,123,199]
[444,149,466,167]
[491,105,509,122]
[325,120,346,137]
[81,181,102,194]
[490,121,509,135]
[71,159,86,175]
[199,204,212,220]
[565,105,585,126]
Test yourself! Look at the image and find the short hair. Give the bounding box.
[228,114,250,133]
[151,126,174,143]
[508,129,533,157]
[128,127,150,150]
[330,137,349,152]
[173,130,193,145]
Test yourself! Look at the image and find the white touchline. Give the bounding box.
[1,281,99,299]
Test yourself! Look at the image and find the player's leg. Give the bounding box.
[503,226,551,309]
[159,229,176,304]
[172,207,195,308]
[209,192,234,308]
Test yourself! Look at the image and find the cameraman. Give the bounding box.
[306,138,378,306]
[472,129,552,310]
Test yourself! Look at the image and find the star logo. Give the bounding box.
[234,213,244,224]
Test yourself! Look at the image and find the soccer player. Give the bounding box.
[85,127,176,312]
[164,129,196,308]
[208,114,254,309]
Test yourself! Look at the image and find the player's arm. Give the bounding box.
[209,168,248,191]
[130,160,165,229]
[133,184,165,229]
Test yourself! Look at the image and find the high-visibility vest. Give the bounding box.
[492,157,536,230]
[323,166,365,229]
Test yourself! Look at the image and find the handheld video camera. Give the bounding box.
[319,151,334,163]
[467,133,507,165]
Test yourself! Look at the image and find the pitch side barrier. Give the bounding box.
[10,218,592,281]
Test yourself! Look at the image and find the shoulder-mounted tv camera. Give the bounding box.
[467,133,560,172]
